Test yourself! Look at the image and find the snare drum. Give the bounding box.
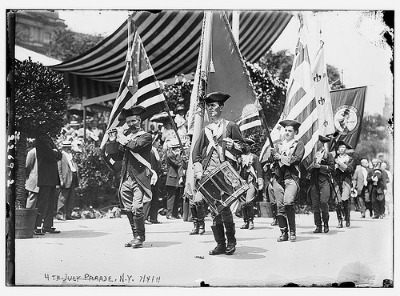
[197,161,249,214]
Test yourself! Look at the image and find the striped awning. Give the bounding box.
[50,10,292,100]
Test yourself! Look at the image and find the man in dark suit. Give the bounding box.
[105,106,154,248]
[165,142,185,219]
[34,135,62,235]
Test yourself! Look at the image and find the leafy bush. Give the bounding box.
[74,143,120,209]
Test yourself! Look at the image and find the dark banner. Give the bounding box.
[330,86,367,149]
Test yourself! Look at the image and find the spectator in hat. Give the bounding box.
[56,140,79,220]
[165,141,186,219]
[34,135,62,235]
[267,119,305,242]
[105,106,155,248]
[238,138,263,230]
[192,91,245,255]
[332,140,355,228]
[367,159,387,219]
[352,158,370,218]
[307,135,335,233]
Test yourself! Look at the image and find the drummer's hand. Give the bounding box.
[195,171,203,180]
[273,153,281,160]
[223,137,234,149]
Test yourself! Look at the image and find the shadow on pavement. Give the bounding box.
[34,229,109,239]
[145,241,182,248]
[228,246,268,260]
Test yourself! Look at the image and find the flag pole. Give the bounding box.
[161,97,185,151]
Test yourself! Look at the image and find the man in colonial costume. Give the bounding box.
[192,91,245,255]
[268,119,305,242]
[105,106,155,248]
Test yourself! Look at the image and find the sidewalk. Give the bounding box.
[14,212,393,287]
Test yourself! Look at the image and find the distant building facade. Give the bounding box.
[15,10,65,54]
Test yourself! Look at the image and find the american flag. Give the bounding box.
[100,20,166,170]
[260,14,318,168]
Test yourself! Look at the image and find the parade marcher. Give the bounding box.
[352,158,370,218]
[105,106,155,248]
[165,142,186,219]
[238,138,264,230]
[143,146,161,224]
[34,135,63,235]
[367,159,387,219]
[307,135,335,233]
[268,119,305,242]
[332,140,355,228]
[192,91,245,255]
[56,140,80,220]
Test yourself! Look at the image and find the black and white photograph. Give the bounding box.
[4,1,396,292]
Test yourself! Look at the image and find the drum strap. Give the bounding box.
[204,120,236,168]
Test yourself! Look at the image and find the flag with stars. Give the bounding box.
[100,20,166,171]
[260,14,318,168]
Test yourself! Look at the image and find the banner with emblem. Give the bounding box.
[330,86,367,149]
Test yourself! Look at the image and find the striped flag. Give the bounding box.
[312,43,335,137]
[260,14,318,168]
[100,20,166,171]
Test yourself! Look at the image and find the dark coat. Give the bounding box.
[36,137,62,187]
[269,140,305,183]
[192,120,244,171]
[105,131,153,198]
[165,151,184,188]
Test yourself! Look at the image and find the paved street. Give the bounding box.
[14,211,393,288]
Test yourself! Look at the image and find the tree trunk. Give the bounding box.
[15,132,27,208]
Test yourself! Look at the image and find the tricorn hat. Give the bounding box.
[118,106,146,121]
[318,135,331,143]
[279,119,301,131]
[243,138,255,145]
[336,140,352,150]
[205,91,230,104]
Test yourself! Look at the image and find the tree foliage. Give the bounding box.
[46,27,105,61]
[14,58,70,138]
[352,114,391,164]
[13,58,70,207]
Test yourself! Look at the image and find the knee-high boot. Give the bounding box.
[343,200,350,227]
[124,211,137,247]
[224,221,236,255]
[336,203,343,228]
[248,203,254,230]
[197,202,206,235]
[209,224,226,255]
[189,206,199,235]
[240,205,249,229]
[276,214,288,242]
[271,203,278,226]
[132,216,145,248]
[313,212,322,233]
[286,205,296,241]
